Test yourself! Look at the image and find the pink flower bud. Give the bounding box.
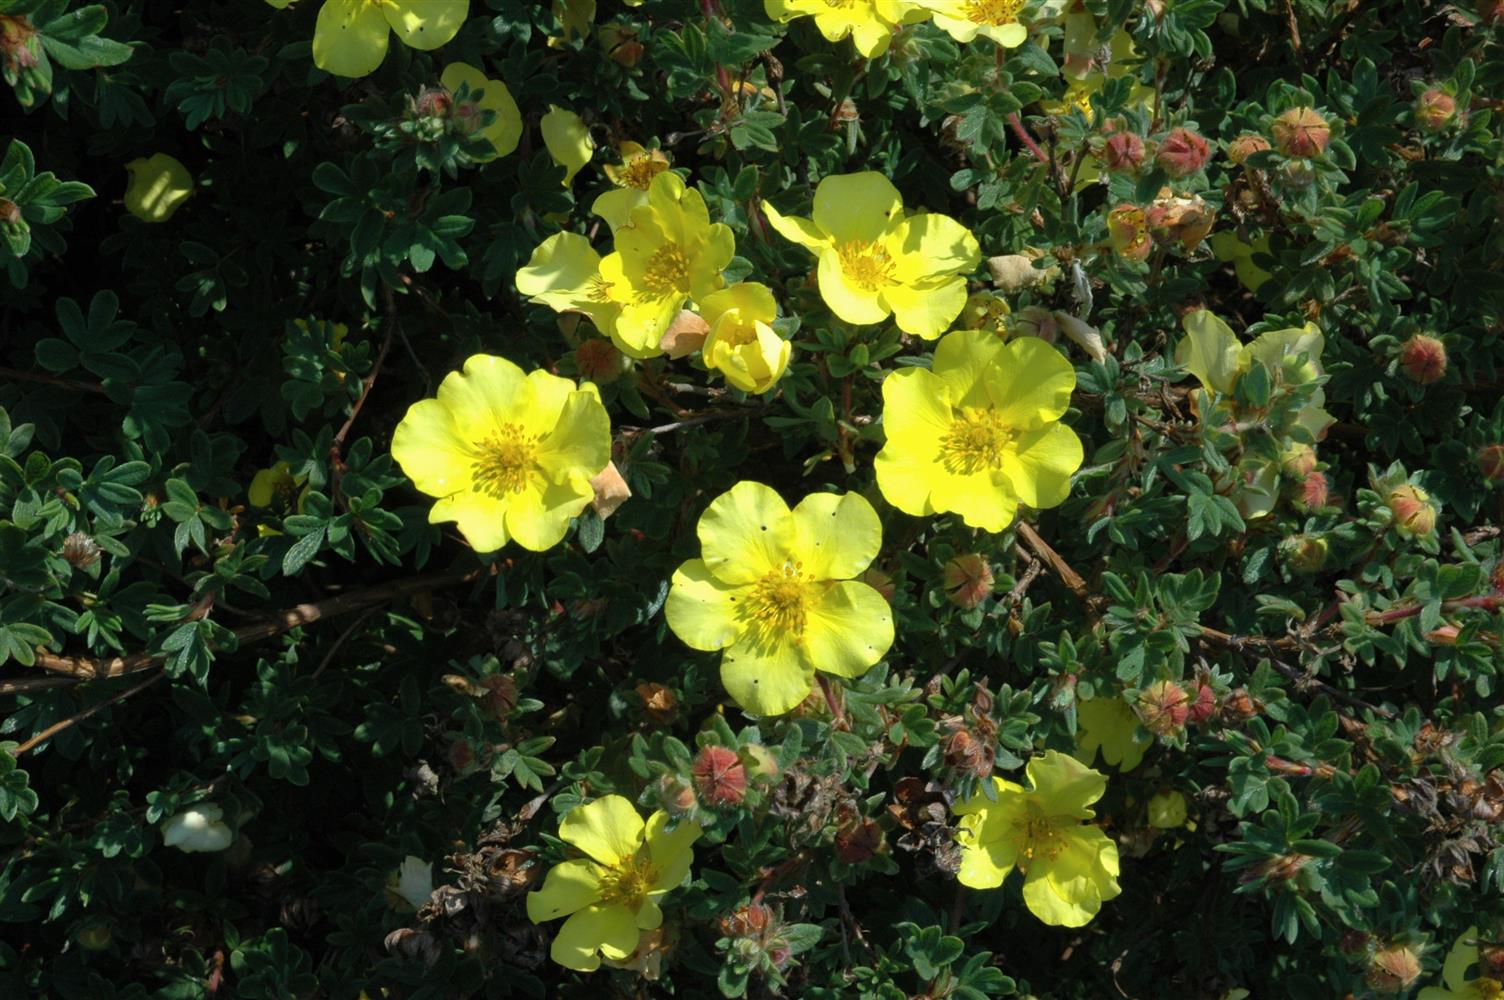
[1101,131,1145,173]
[1227,133,1271,165]
[1155,127,1211,178]
[692,746,748,807]
[1186,683,1217,725]
[1272,107,1330,158]
[1386,484,1437,537]
[1137,681,1190,736]
[1398,333,1447,384]
[414,86,452,119]
[941,554,994,610]
[1415,88,1458,131]
[1293,470,1330,513]
[1478,444,1504,483]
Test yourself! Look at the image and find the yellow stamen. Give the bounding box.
[964,0,1025,25]
[836,240,897,292]
[1013,802,1065,869]
[641,244,691,296]
[596,853,658,908]
[615,155,668,191]
[472,423,540,498]
[939,407,1016,476]
[588,275,615,302]
[743,561,812,638]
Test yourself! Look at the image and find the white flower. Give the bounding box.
[389,856,434,911]
[160,803,234,853]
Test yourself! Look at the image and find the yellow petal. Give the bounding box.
[984,337,1076,428]
[591,187,647,233]
[526,858,603,923]
[800,580,893,678]
[313,0,391,78]
[956,835,1018,889]
[1075,698,1149,772]
[1025,749,1107,819]
[879,367,954,448]
[535,385,611,481]
[1176,309,1244,396]
[390,398,478,497]
[697,481,794,585]
[665,559,743,651]
[541,106,593,185]
[811,172,903,245]
[123,154,194,223]
[549,903,638,971]
[644,811,701,891]
[761,202,829,252]
[427,488,511,552]
[874,447,940,519]
[816,250,890,326]
[931,329,1010,411]
[559,795,646,866]
[789,491,881,580]
[889,212,980,282]
[883,277,969,339]
[1443,926,1480,991]
[382,0,468,51]
[1000,421,1083,510]
[700,281,777,327]
[720,635,812,716]
[503,472,594,551]
[517,232,603,306]
[436,354,524,437]
[929,468,1018,532]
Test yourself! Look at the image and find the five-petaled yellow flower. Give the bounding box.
[1421,927,1503,1000]
[248,461,308,514]
[700,282,791,395]
[762,172,979,339]
[665,481,894,717]
[516,232,623,344]
[390,354,610,553]
[764,0,928,59]
[600,171,736,357]
[542,106,593,185]
[1075,697,1150,772]
[526,796,701,973]
[953,749,1121,927]
[269,0,469,80]
[440,62,522,161]
[914,0,1028,47]
[593,141,672,233]
[875,331,1083,532]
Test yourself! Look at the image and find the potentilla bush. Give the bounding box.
[3,0,1504,996]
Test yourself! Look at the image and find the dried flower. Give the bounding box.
[61,531,101,569]
[1107,203,1152,261]
[635,682,678,724]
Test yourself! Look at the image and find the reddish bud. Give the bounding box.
[1386,484,1437,537]
[1101,131,1145,173]
[414,86,453,119]
[941,554,994,610]
[1227,133,1271,165]
[1272,107,1331,157]
[1415,89,1458,132]
[718,902,774,938]
[1293,471,1330,513]
[0,197,19,226]
[1186,683,1217,725]
[1479,444,1504,483]
[635,681,678,724]
[575,338,628,384]
[1399,333,1447,384]
[1137,680,1190,736]
[656,775,697,815]
[692,746,748,808]
[1426,624,1461,646]
[860,566,896,603]
[1224,688,1260,720]
[1155,127,1211,178]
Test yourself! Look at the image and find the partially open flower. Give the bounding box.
[1107,204,1152,261]
[1272,107,1330,158]
[1415,88,1458,132]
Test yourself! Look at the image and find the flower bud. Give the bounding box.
[1366,941,1423,994]
[1223,688,1260,720]
[941,554,994,610]
[1281,444,1318,478]
[575,338,628,384]
[719,901,775,939]
[1292,470,1330,513]
[1278,158,1317,189]
[1102,130,1146,173]
[1227,133,1271,165]
[1107,203,1152,262]
[692,746,748,808]
[961,290,1012,335]
[414,86,453,119]
[1272,107,1330,158]
[1147,790,1188,828]
[1425,624,1460,645]
[740,742,780,782]
[656,774,697,816]
[1280,534,1328,574]
[1386,483,1437,537]
[1415,88,1457,132]
[1137,680,1190,736]
[1478,444,1504,483]
[1186,683,1217,724]
[1155,127,1211,178]
[0,198,19,225]
[598,22,644,67]
[860,566,896,602]
[1398,333,1447,384]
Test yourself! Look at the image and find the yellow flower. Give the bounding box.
[309,0,468,79]
[700,282,791,395]
[1075,697,1150,772]
[664,482,894,717]
[389,354,611,552]
[526,796,701,973]
[1146,790,1188,829]
[541,106,593,185]
[248,461,308,514]
[593,142,672,233]
[764,0,929,58]
[440,62,521,161]
[762,172,979,338]
[1209,232,1273,293]
[953,749,1121,927]
[914,0,1027,47]
[124,154,193,223]
[599,171,736,357]
[1421,927,1502,1000]
[515,232,624,343]
[875,332,1083,532]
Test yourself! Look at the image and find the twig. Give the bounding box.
[817,674,847,730]
[1015,522,1089,600]
[23,564,487,682]
[625,407,765,436]
[310,607,379,679]
[1006,546,1043,605]
[10,671,165,756]
[0,366,108,395]
[0,675,83,696]
[1007,112,1050,164]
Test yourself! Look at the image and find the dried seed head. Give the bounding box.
[61,531,101,569]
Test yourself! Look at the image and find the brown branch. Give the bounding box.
[0,366,108,395]
[1007,112,1050,164]
[21,564,487,682]
[10,671,165,756]
[1015,521,1089,600]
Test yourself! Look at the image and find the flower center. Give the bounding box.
[939,407,1016,475]
[472,423,540,498]
[1013,802,1065,868]
[642,244,691,296]
[588,274,615,302]
[964,0,1025,24]
[616,156,667,191]
[596,853,658,908]
[1476,980,1504,1000]
[836,240,897,292]
[823,0,860,8]
[743,562,813,638]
